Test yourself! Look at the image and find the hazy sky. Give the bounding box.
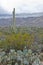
[0,0,43,13]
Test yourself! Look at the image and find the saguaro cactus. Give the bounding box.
[12,8,17,33]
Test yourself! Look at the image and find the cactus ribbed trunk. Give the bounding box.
[13,8,16,33]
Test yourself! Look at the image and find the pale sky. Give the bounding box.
[0,0,43,13]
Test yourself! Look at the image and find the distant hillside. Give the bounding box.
[0,12,43,27]
[16,12,43,17]
[16,16,43,27]
[0,16,43,27]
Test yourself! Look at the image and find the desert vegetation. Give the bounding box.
[0,27,43,65]
[0,27,43,50]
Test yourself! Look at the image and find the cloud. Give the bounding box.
[0,0,43,13]
[0,6,8,14]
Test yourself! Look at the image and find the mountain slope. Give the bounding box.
[0,16,43,27]
[16,16,43,27]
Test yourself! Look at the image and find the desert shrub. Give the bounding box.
[0,27,43,50]
[0,32,34,50]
